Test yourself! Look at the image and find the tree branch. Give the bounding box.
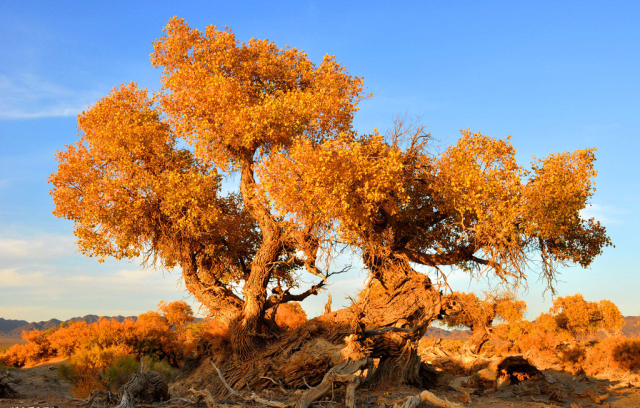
[397,246,475,267]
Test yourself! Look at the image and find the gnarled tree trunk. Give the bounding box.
[181,250,243,326]
[229,159,284,357]
[181,255,446,398]
[464,326,490,354]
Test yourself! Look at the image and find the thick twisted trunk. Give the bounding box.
[360,255,443,387]
[363,255,442,334]
[229,159,283,357]
[181,251,243,326]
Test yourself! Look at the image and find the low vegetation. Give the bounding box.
[429,292,638,380]
[0,300,307,397]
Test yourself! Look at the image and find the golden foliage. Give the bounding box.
[48,18,611,336]
[158,300,195,329]
[259,125,611,289]
[0,301,208,369]
[151,17,366,170]
[549,294,625,338]
[274,301,307,330]
[442,291,525,330]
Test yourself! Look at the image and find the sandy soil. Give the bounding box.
[0,358,73,408]
[1,356,640,408]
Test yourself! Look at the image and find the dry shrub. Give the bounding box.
[558,342,586,374]
[0,301,208,370]
[612,338,640,371]
[581,337,640,376]
[518,328,557,354]
[194,319,230,365]
[0,301,226,398]
[0,344,29,367]
[583,338,616,376]
[59,344,133,397]
[418,338,467,355]
[104,356,140,391]
[491,340,514,357]
[275,302,307,330]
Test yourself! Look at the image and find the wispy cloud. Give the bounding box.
[0,234,76,264]
[0,73,100,120]
[581,203,627,225]
[1,264,192,321]
[0,268,45,287]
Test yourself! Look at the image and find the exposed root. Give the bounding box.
[118,371,170,408]
[134,397,197,407]
[83,389,118,407]
[295,358,368,408]
[211,360,287,408]
[0,371,22,399]
[344,376,361,408]
[393,390,463,408]
[188,387,216,408]
[260,376,289,395]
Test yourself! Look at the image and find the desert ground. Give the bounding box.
[2,345,640,408]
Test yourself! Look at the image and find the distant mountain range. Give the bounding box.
[2,315,638,339]
[0,315,136,336]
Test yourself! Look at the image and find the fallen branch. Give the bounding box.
[189,388,216,408]
[394,390,463,408]
[295,358,368,408]
[210,360,287,408]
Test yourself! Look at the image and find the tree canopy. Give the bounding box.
[540,293,625,338]
[49,18,611,355]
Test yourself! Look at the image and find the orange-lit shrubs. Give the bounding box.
[275,302,308,331]
[550,294,625,339]
[0,301,214,374]
[58,344,133,397]
[441,291,526,354]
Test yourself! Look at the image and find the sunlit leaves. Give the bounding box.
[151,17,366,170]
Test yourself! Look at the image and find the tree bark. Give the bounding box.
[181,250,243,326]
[464,326,490,354]
[230,159,284,357]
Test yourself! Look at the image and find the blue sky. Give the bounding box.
[0,1,638,322]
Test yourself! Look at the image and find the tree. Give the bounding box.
[49,17,611,393]
[547,294,625,339]
[441,292,526,354]
[158,300,196,329]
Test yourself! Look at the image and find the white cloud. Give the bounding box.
[0,264,193,321]
[0,234,76,263]
[0,73,100,120]
[580,203,626,225]
[0,268,45,287]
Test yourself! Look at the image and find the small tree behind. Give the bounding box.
[158,300,196,329]
[441,291,526,354]
[546,294,625,340]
